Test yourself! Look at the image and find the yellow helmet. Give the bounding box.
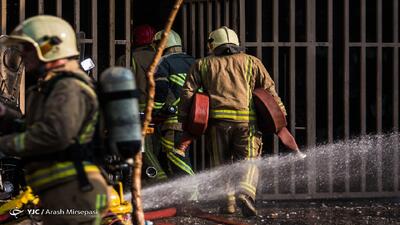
[153,29,182,48]
[0,15,79,62]
[208,26,239,51]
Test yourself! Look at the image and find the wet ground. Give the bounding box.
[150,198,400,225]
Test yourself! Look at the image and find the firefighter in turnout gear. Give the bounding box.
[179,26,287,217]
[153,30,196,177]
[0,15,108,224]
[117,25,168,182]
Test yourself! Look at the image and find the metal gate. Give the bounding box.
[0,0,399,200]
[181,0,400,199]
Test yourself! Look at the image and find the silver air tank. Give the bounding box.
[99,67,142,159]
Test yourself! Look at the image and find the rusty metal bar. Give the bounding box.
[328,0,333,193]
[91,0,98,79]
[289,0,296,195]
[109,0,115,66]
[19,0,25,22]
[182,4,188,52]
[244,42,331,47]
[124,0,131,68]
[307,0,316,195]
[376,0,383,193]
[239,0,245,44]
[393,0,399,192]
[224,0,230,27]
[199,3,205,57]
[56,0,62,17]
[38,0,44,14]
[360,0,366,193]
[189,3,196,57]
[215,0,221,28]
[1,0,6,35]
[74,0,80,31]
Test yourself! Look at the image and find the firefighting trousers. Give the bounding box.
[143,134,168,180]
[39,172,109,225]
[206,120,262,201]
[159,129,194,177]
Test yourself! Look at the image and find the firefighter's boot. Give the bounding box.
[237,194,257,217]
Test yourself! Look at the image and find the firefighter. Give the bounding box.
[153,30,196,177]
[0,15,108,224]
[116,25,168,183]
[179,26,287,217]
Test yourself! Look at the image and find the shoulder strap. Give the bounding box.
[43,72,93,99]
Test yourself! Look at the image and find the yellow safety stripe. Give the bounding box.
[167,151,194,175]
[210,109,256,121]
[164,116,179,125]
[239,182,257,196]
[169,73,186,87]
[79,111,98,144]
[132,57,137,74]
[74,79,97,99]
[154,102,165,110]
[160,136,174,150]
[26,162,99,189]
[245,165,256,187]
[13,133,26,153]
[171,98,181,106]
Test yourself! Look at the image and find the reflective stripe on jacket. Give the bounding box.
[180,52,286,123]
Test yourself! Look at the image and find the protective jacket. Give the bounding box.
[180,52,286,124]
[132,46,156,112]
[0,60,100,192]
[154,52,195,131]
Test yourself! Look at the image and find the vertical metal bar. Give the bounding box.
[109,0,115,66]
[74,0,80,32]
[1,0,6,34]
[393,0,399,193]
[376,0,383,192]
[38,0,44,14]
[201,135,206,170]
[307,0,317,195]
[232,0,238,31]
[289,0,296,136]
[92,0,98,79]
[19,0,25,114]
[272,0,279,155]
[271,0,279,194]
[207,1,212,34]
[56,0,62,17]
[224,0,230,27]
[125,0,131,68]
[239,0,245,45]
[343,0,350,193]
[19,0,26,22]
[328,0,334,193]
[199,3,205,57]
[360,0,367,193]
[190,3,196,57]
[394,0,399,132]
[182,5,188,53]
[216,0,221,28]
[289,0,296,195]
[257,0,262,58]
